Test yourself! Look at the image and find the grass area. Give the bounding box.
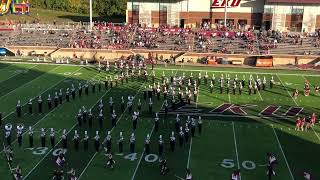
[0,62,319,180]
[0,8,125,24]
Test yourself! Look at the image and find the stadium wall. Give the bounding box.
[7,46,319,66]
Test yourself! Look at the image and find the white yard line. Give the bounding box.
[257,90,264,101]
[253,76,264,101]
[2,61,319,77]
[276,74,298,106]
[131,126,155,180]
[187,137,193,168]
[78,83,146,180]
[232,122,240,170]
[0,65,61,101]
[1,67,83,120]
[131,69,179,180]
[272,127,294,180]
[311,127,320,142]
[23,124,77,180]
[228,91,231,103]
[196,86,200,108]
[301,75,320,143]
[78,152,98,179]
[0,67,86,153]
[23,74,112,179]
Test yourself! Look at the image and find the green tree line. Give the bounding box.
[30,0,126,17]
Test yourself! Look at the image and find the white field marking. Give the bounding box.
[160,112,294,120]
[302,75,320,143]
[78,82,146,180]
[0,65,62,101]
[0,64,38,84]
[131,126,155,180]
[276,74,298,106]
[272,127,295,180]
[232,122,241,170]
[258,106,281,116]
[154,67,320,77]
[311,127,320,142]
[253,76,264,101]
[2,61,320,77]
[131,70,179,180]
[187,137,193,168]
[23,124,77,180]
[228,89,231,103]
[1,67,83,120]
[78,152,98,179]
[174,175,185,180]
[0,67,91,153]
[282,107,304,117]
[196,86,200,108]
[24,77,113,179]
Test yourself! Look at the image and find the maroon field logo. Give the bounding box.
[211,0,241,8]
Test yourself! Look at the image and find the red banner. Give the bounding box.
[256,57,273,67]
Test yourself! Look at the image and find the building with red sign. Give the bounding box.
[126,0,320,32]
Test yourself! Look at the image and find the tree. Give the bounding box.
[95,0,126,17]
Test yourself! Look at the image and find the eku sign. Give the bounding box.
[211,0,241,8]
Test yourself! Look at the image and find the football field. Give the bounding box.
[0,62,319,180]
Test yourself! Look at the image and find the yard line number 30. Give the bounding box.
[26,147,66,156]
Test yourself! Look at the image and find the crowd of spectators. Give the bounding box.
[0,22,320,55]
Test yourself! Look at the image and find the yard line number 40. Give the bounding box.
[221,159,256,170]
[124,153,159,163]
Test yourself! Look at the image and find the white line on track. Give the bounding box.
[272,127,294,180]
[0,65,61,101]
[275,74,298,106]
[232,122,240,170]
[78,82,146,180]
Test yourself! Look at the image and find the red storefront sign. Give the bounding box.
[211,0,241,8]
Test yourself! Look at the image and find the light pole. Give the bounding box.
[224,0,227,27]
[89,0,93,31]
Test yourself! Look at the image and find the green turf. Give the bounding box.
[0,8,124,24]
[0,62,319,180]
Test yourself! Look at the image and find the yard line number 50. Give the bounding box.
[221,159,256,170]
